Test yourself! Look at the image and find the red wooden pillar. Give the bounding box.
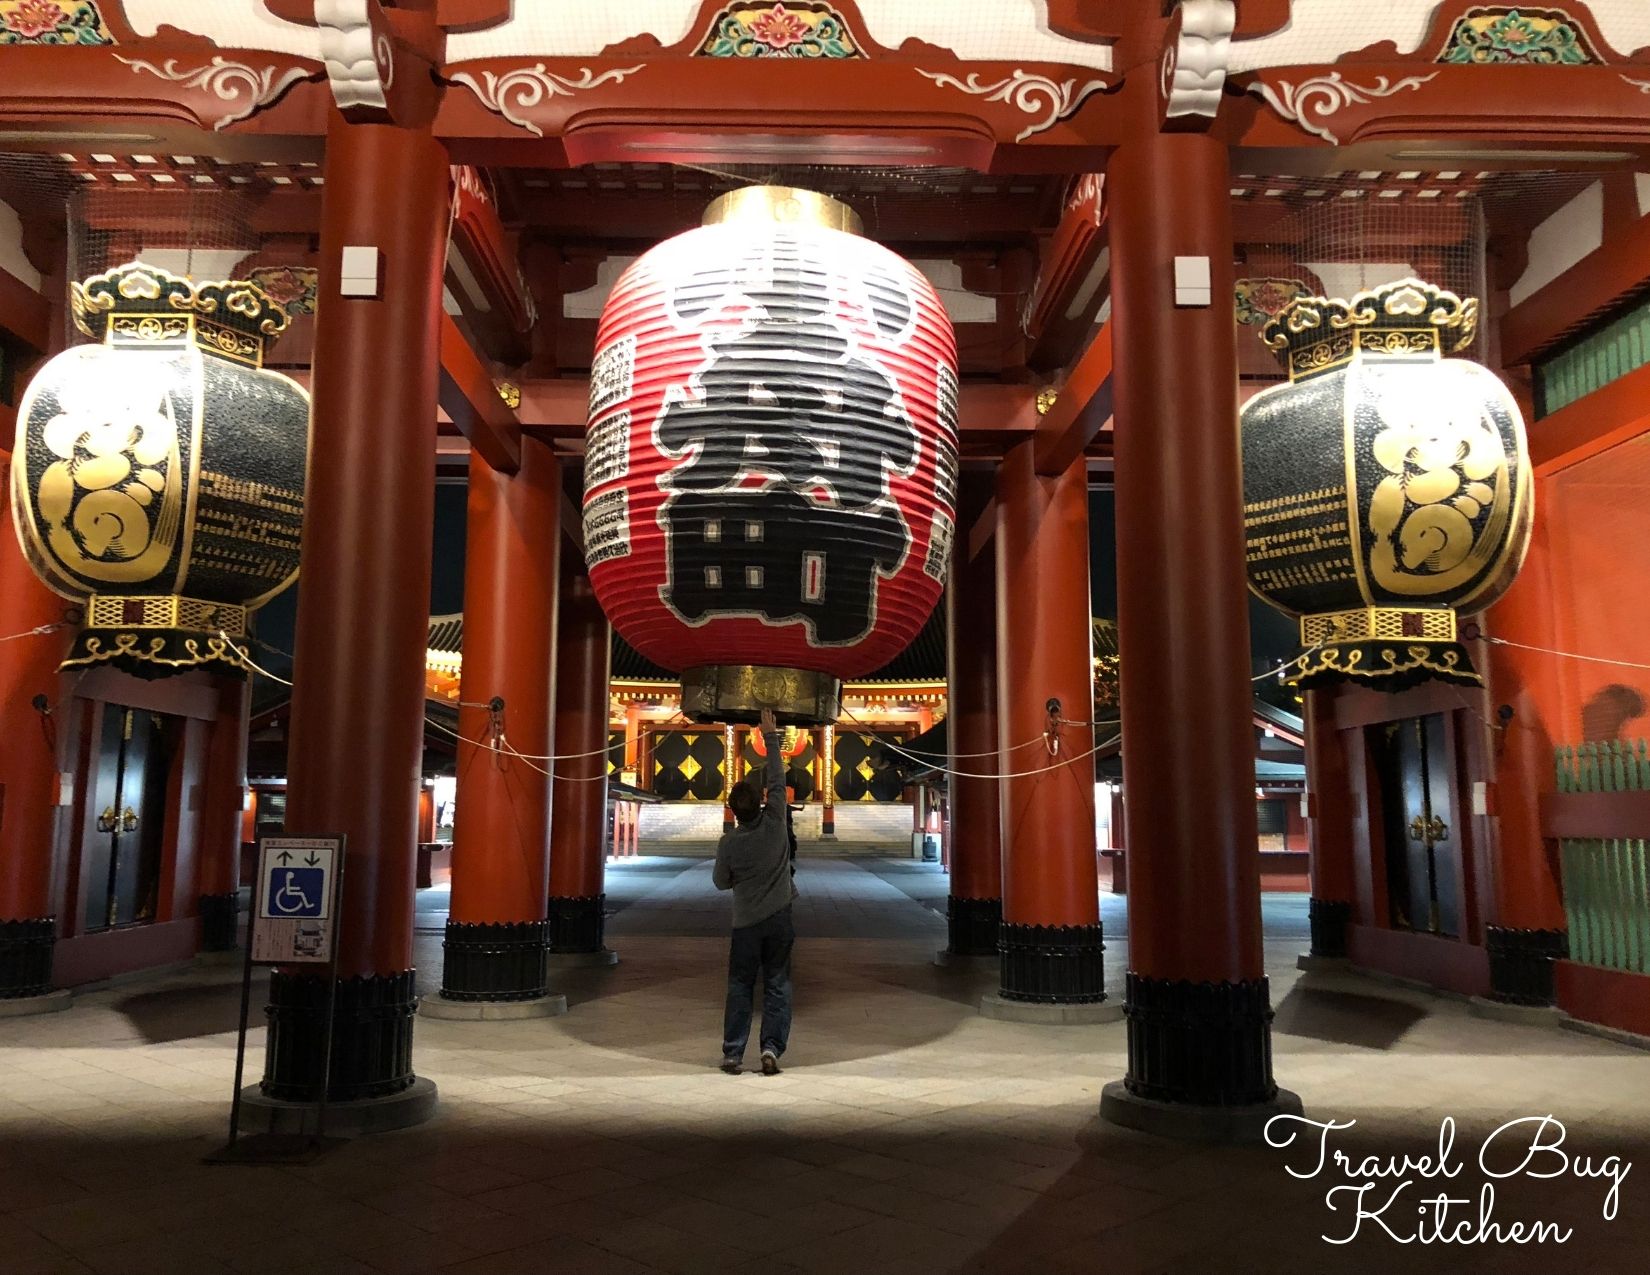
[548,559,615,960]
[1303,689,1356,961]
[0,461,71,1002]
[636,726,654,794]
[1482,478,1568,1004]
[417,787,436,844]
[945,470,1002,955]
[992,441,1103,1005]
[1103,128,1293,1131]
[438,438,561,1006]
[262,115,449,1111]
[197,676,250,952]
[1108,785,1127,894]
[622,702,642,782]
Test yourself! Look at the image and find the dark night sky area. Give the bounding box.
[247,484,469,690]
[252,485,1297,701]
[1088,489,1298,685]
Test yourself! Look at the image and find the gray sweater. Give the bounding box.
[712,728,798,928]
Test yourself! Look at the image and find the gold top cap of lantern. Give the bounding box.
[702,185,864,237]
[70,261,292,369]
[1261,277,1479,383]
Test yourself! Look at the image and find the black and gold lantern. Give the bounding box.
[1240,278,1532,689]
[10,262,308,677]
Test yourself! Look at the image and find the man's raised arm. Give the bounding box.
[761,708,787,817]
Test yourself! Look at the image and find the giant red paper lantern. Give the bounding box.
[584,186,959,724]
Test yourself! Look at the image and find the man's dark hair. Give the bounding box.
[729,780,763,826]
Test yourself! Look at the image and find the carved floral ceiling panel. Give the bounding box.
[443,0,1113,72]
[86,1,1650,79]
[0,0,113,44]
[1437,8,1601,64]
[697,4,863,59]
[1228,1,1650,73]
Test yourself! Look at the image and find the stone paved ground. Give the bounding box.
[4,857,1649,1275]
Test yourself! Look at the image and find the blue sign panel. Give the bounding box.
[266,867,325,918]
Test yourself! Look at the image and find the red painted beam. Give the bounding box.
[448,165,534,364]
[559,488,584,554]
[1024,174,1107,373]
[513,378,1043,446]
[966,495,996,564]
[515,378,589,439]
[438,312,521,475]
[0,266,48,352]
[1503,212,1650,367]
[1542,790,1650,840]
[1034,321,1113,476]
[1529,359,1650,476]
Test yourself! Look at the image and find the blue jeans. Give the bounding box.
[722,905,794,1060]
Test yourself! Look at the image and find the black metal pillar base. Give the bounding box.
[1121,972,1279,1107]
[199,893,240,952]
[1486,926,1568,1007]
[238,1075,438,1137]
[439,919,549,1001]
[1307,898,1351,959]
[0,917,55,1000]
[548,894,605,953]
[946,895,1001,957]
[1100,1079,1303,1144]
[998,921,1105,1004]
[261,969,417,1102]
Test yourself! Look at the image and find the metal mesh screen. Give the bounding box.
[1236,171,1490,380]
[0,150,319,363]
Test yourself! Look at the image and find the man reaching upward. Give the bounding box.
[713,708,797,1075]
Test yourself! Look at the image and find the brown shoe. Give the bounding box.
[720,1057,742,1075]
[760,1051,780,1076]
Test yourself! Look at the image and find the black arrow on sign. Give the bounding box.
[276,851,293,864]
[304,853,320,867]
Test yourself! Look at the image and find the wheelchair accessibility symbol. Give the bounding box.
[266,867,326,919]
[252,838,341,963]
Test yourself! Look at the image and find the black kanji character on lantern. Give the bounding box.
[655,238,921,646]
[666,489,905,644]
[657,242,917,503]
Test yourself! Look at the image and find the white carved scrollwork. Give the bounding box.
[915,68,1108,142]
[1164,0,1235,121]
[1249,71,1441,145]
[1625,75,1650,94]
[317,0,394,115]
[1066,173,1103,213]
[448,65,647,138]
[112,55,318,132]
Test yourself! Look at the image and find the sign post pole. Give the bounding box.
[311,847,346,1146]
[206,834,346,1165]
[223,912,257,1149]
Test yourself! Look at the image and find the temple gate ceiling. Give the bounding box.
[0,2,1644,165]
[2,1,1649,469]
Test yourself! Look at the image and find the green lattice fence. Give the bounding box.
[1555,741,1650,972]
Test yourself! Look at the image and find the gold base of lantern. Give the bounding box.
[701,185,864,236]
[62,594,251,680]
[680,665,842,727]
[83,594,248,638]
[1290,607,1477,690]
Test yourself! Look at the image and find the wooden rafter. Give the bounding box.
[1034,323,1113,477]
[437,313,521,475]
